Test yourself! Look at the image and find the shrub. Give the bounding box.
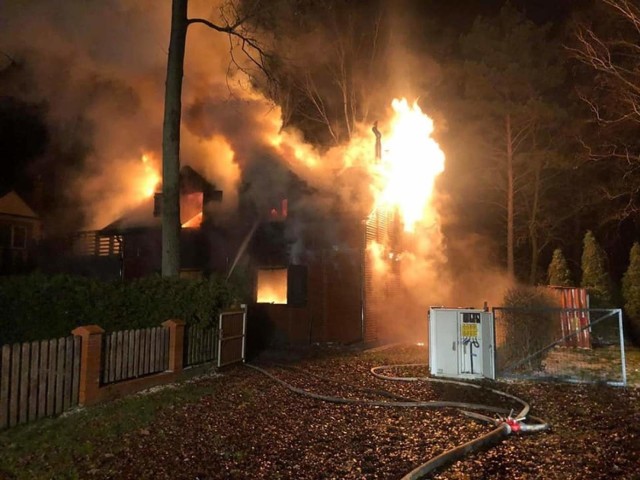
[0,274,236,345]
[497,285,560,372]
[581,231,613,307]
[547,248,572,286]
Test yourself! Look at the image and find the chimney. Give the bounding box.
[153,192,162,217]
[372,121,382,162]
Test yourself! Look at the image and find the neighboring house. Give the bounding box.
[0,190,41,274]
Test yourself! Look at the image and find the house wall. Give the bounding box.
[121,230,162,278]
[0,214,41,273]
[247,250,362,348]
[119,229,208,279]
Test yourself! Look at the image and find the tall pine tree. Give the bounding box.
[622,242,640,339]
[581,231,612,307]
[547,248,572,286]
[456,4,566,279]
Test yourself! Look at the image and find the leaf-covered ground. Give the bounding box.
[1,345,639,479]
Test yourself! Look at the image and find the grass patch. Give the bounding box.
[0,372,220,479]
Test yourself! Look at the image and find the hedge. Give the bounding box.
[0,274,237,345]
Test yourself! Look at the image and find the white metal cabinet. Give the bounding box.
[429,308,495,380]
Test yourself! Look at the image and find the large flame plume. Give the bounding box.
[373,98,445,233]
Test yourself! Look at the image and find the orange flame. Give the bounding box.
[367,241,391,274]
[140,153,161,199]
[373,99,445,233]
[256,269,288,304]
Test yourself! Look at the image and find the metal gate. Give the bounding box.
[217,307,247,367]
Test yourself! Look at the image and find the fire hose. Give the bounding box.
[246,362,549,479]
[371,364,548,479]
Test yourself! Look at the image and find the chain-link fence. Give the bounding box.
[493,307,627,386]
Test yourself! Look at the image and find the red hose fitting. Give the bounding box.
[505,418,521,433]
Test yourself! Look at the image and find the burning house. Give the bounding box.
[246,99,446,347]
[247,199,365,346]
[0,0,455,349]
[54,95,446,349]
[71,166,224,279]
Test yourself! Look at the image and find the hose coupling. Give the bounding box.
[504,417,521,433]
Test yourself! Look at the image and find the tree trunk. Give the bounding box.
[162,0,189,277]
[506,114,515,278]
[529,156,542,284]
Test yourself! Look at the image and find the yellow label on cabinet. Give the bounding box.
[462,323,478,338]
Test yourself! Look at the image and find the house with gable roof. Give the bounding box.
[0,190,41,273]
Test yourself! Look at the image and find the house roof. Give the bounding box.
[0,190,39,219]
[99,166,217,235]
[100,196,159,234]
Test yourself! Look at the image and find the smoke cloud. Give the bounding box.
[0,0,513,337]
[0,0,286,228]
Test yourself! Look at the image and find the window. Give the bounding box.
[256,265,307,306]
[11,225,27,249]
[256,268,288,304]
[0,225,10,248]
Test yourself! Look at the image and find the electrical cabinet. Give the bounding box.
[428,308,495,380]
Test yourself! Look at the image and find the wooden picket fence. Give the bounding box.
[0,336,81,429]
[1,314,243,430]
[184,325,218,367]
[101,327,169,385]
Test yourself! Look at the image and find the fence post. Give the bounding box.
[162,319,186,373]
[71,325,104,406]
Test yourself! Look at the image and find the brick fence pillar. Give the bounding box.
[71,325,105,406]
[162,319,186,373]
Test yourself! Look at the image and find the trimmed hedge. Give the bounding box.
[0,274,236,345]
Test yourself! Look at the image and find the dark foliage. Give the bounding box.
[622,242,640,343]
[0,273,236,345]
[547,248,573,287]
[581,230,613,307]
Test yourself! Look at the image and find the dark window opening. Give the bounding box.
[11,226,27,249]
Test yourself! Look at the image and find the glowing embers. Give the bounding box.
[256,268,288,304]
[269,199,288,221]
